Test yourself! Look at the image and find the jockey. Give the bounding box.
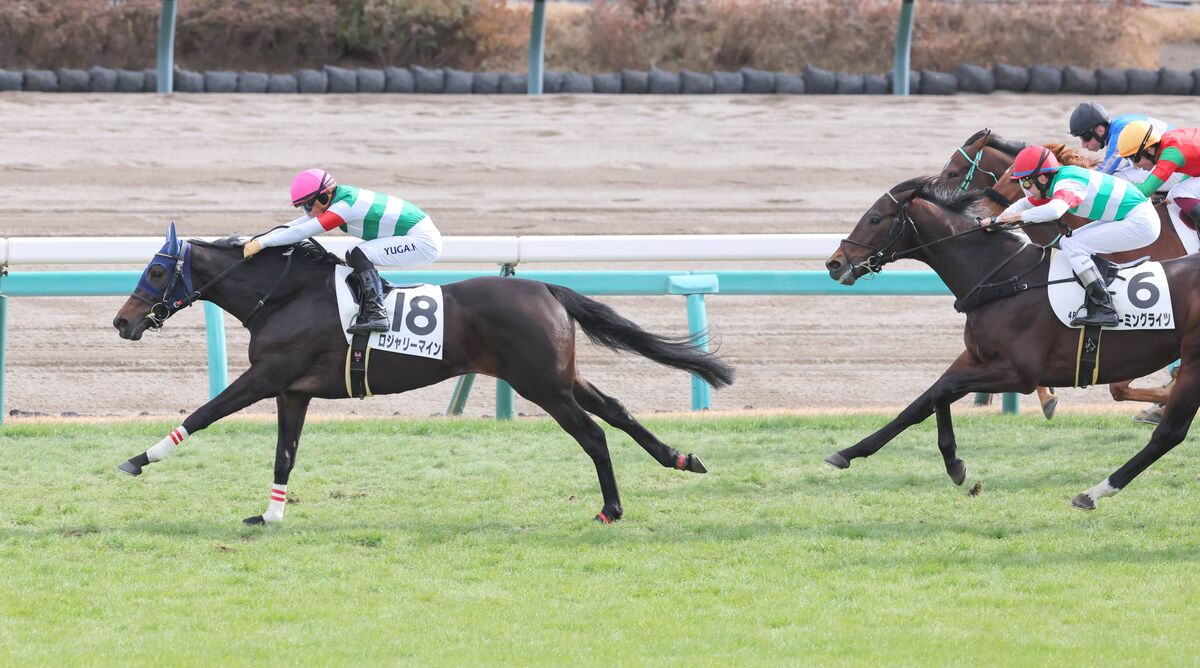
[243,169,443,334]
[1115,121,1200,255]
[1068,101,1173,185]
[985,146,1158,328]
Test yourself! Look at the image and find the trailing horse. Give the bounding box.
[824,177,1199,510]
[112,225,734,525]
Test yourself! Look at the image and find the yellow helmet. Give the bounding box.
[1116,120,1162,158]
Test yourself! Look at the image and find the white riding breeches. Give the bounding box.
[355,217,443,267]
[1165,177,1200,255]
[1059,201,1160,278]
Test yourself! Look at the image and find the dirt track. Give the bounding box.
[2,93,1196,420]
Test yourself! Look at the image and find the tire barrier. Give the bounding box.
[4,64,1200,95]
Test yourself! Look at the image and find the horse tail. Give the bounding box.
[545,284,734,388]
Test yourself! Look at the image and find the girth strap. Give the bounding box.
[1074,325,1103,388]
[345,332,373,399]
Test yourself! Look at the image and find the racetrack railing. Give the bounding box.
[0,234,1016,423]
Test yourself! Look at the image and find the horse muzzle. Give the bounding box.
[825,253,866,285]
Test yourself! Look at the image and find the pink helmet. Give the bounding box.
[290,168,337,207]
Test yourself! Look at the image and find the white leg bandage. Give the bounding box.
[1085,478,1119,503]
[264,484,288,523]
[146,426,188,462]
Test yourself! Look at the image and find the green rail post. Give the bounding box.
[156,0,178,94]
[496,263,516,419]
[0,280,6,427]
[203,302,228,398]
[527,0,547,95]
[893,0,915,96]
[669,274,719,411]
[1001,392,1019,415]
[445,374,475,415]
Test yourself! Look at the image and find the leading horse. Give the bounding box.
[112,225,733,525]
[824,177,1200,510]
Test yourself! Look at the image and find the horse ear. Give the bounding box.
[166,222,178,254]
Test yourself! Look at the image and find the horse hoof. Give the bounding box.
[116,460,142,477]
[594,511,618,524]
[1071,493,1096,511]
[947,459,967,486]
[824,453,851,470]
[243,515,266,526]
[687,454,708,474]
[1041,396,1058,420]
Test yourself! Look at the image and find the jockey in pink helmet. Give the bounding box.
[243,169,443,334]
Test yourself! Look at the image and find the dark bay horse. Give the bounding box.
[941,130,1188,406]
[112,225,733,525]
[823,177,1200,511]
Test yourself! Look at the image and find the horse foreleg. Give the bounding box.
[117,364,288,476]
[926,361,1030,486]
[826,350,976,470]
[1073,360,1200,510]
[245,392,312,526]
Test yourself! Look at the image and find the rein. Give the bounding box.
[838,190,1066,308]
[134,243,295,330]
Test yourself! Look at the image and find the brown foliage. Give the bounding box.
[0,0,1172,73]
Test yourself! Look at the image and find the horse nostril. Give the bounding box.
[825,259,842,272]
[113,316,126,330]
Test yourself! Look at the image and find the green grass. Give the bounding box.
[0,414,1198,665]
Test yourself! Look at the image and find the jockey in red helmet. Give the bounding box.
[985,146,1158,327]
[243,169,443,334]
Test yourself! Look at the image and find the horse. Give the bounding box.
[940,129,1189,408]
[823,177,1200,511]
[111,224,734,525]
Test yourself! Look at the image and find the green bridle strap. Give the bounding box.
[957,146,1000,191]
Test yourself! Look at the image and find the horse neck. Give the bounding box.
[907,201,1031,299]
[188,246,279,323]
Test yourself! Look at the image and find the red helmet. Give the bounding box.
[1010,146,1061,179]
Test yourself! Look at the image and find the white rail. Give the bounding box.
[0,234,844,267]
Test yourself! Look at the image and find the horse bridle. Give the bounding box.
[838,191,930,276]
[838,188,1041,277]
[130,241,293,331]
[955,129,1000,192]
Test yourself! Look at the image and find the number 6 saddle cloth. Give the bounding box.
[1047,249,1175,331]
[332,265,446,360]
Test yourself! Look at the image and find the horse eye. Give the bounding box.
[947,171,959,178]
[869,216,881,225]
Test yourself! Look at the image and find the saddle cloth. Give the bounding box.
[1047,249,1174,330]
[333,265,446,360]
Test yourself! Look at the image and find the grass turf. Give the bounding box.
[0,414,1197,665]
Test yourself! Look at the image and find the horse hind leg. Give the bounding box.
[573,378,707,474]
[515,383,624,523]
[1073,359,1200,510]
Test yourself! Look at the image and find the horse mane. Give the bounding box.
[1045,142,1100,168]
[189,235,346,267]
[891,176,988,217]
[963,129,1026,157]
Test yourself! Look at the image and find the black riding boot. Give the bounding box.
[1070,279,1118,328]
[347,267,390,334]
